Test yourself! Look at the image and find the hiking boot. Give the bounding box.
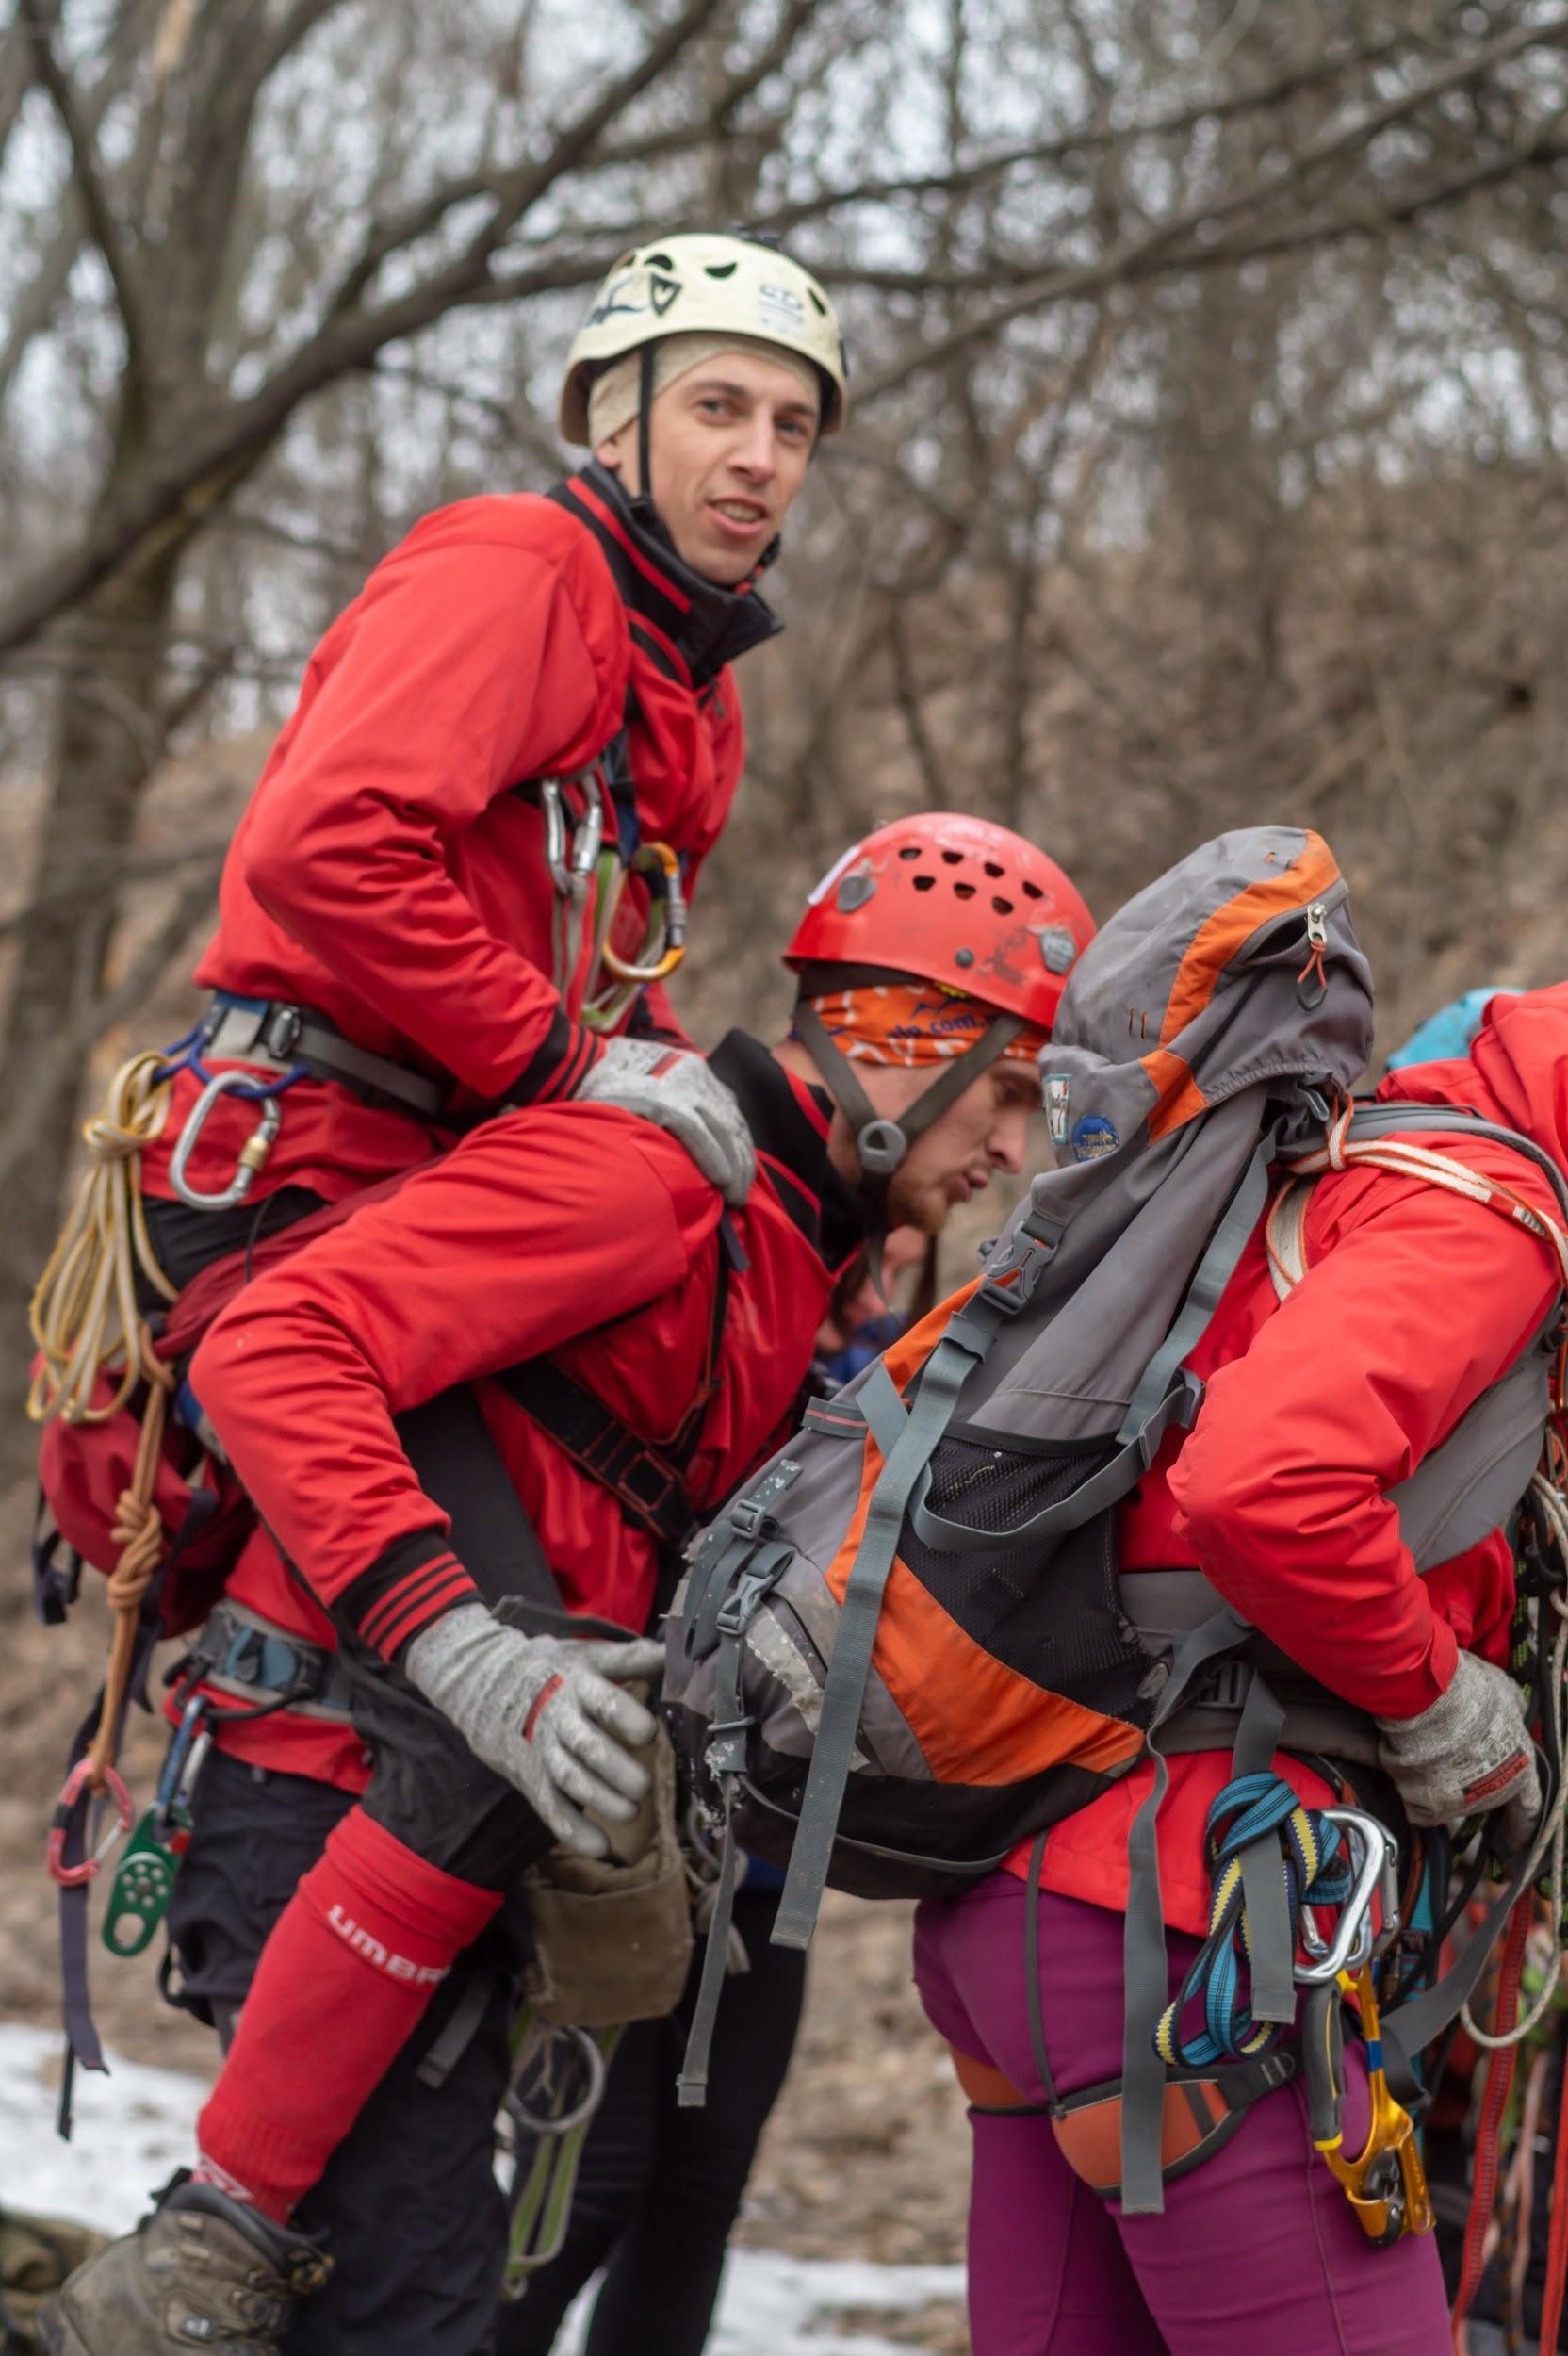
[34,2173,330,2354]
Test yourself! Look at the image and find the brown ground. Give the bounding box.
[0,1479,971,2342]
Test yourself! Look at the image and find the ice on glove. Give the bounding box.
[577,1038,754,1206]
[404,1604,665,1858]
[1375,1648,1541,1850]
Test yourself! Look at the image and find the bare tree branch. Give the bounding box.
[854,10,1568,400]
[15,0,153,386]
[0,0,730,660]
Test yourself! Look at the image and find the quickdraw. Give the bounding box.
[500,2012,621,2296]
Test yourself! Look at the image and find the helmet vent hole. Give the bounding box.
[898,846,923,861]
[954,881,976,900]
[912,873,936,892]
[984,860,1004,878]
[940,850,963,866]
[1021,880,1044,900]
[992,895,1014,915]
[808,290,828,316]
[705,261,738,278]
[645,251,675,270]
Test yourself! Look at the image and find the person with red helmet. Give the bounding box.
[42,816,1093,2356]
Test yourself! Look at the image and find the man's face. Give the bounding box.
[866,1061,1039,1235]
[596,352,818,585]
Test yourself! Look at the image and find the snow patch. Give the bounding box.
[0,2022,964,2353]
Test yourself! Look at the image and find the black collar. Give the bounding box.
[710,1031,868,1270]
[549,465,782,692]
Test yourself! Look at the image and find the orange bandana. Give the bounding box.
[802,983,1047,1072]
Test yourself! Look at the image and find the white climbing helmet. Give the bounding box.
[560,232,848,444]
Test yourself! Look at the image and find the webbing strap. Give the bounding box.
[1315,1104,1568,1227]
[1119,1605,1281,2216]
[675,1814,741,2109]
[1117,1129,1279,1446]
[771,1287,1032,1952]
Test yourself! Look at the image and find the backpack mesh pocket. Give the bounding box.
[900,1434,1153,1725]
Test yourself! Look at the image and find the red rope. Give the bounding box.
[1452,1900,1531,2348]
[1536,2037,1568,2356]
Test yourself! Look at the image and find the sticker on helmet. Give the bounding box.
[1070,1114,1119,1161]
[1036,924,1078,976]
[1044,1075,1071,1144]
[837,871,876,912]
[649,272,682,316]
[758,281,807,338]
[586,267,647,326]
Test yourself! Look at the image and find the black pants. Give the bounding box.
[169,1748,522,2356]
[494,1883,808,2356]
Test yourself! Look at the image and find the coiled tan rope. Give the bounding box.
[28,1051,177,1426]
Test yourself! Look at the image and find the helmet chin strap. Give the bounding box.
[791,1000,1024,1207]
[635,344,656,524]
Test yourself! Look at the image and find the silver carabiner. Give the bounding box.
[169,1071,283,1211]
[540,781,572,900]
[508,2023,608,2136]
[1296,1808,1400,1986]
[568,795,604,895]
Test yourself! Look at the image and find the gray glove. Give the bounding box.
[404,1604,664,1858]
[577,1038,754,1206]
[1376,1649,1541,1851]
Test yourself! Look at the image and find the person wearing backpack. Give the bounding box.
[664,829,1567,2356]
[132,232,848,1284]
[40,814,1095,2356]
[907,859,1561,2355]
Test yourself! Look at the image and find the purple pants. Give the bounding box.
[913,1875,1452,2356]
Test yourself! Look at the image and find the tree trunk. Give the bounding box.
[0,402,187,1459]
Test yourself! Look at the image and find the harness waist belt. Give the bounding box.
[186,1596,354,1722]
[203,994,446,1121]
[1119,1569,1377,1765]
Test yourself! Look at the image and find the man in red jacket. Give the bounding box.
[139,233,849,1277]
[42,815,1096,2356]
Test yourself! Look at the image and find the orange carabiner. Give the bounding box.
[1313,1968,1434,2247]
[597,843,688,987]
[47,1759,135,1888]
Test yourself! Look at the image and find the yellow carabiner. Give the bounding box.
[596,842,688,987]
[1312,1969,1434,2248]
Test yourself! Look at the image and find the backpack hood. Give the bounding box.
[1046,825,1372,1161]
[1379,982,1568,1180]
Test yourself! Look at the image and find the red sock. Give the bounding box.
[194,1808,501,2221]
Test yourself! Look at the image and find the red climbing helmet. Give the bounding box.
[785,811,1093,1028]
[784,813,1094,1197]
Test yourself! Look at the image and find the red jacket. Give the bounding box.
[183,1035,862,1790]
[1020,984,1568,1934]
[143,467,777,1205]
